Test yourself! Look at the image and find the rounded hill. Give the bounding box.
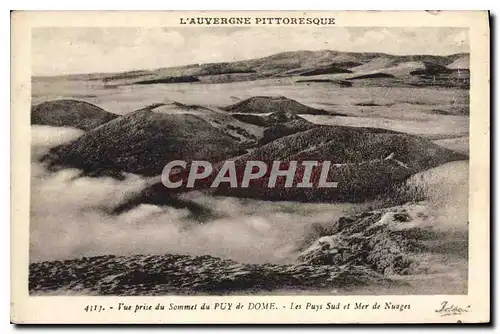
[45,107,246,177]
[221,96,330,115]
[31,99,119,131]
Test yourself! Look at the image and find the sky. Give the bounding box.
[31,27,469,76]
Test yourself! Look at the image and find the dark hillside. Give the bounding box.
[45,108,245,177]
[115,125,466,210]
[31,99,119,131]
[221,96,330,115]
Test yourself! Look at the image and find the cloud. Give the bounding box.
[30,125,468,265]
[30,125,360,264]
[32,27,469,76]
[451,30,469,49]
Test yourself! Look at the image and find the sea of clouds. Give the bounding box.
[30,125,469,266]
[30,125,367,264]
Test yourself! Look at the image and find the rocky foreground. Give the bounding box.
[30,202,457,295]
[29,255,386,295]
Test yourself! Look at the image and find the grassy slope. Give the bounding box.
[45,107,246,177]
[221,96,330,115]
[31,99,119,131]
[116,124,466,209]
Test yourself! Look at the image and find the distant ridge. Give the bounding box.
[32,50,470,89]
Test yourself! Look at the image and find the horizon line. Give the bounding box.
[32,49,470,78]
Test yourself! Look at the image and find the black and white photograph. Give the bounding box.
[10,10,490,324]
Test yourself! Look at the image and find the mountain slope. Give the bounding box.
[45,106,246,177]
[31,99,119,131]
[446,55,470,69]
[116,125,466,209]
[243,126,465,170]
[221,96,330,115]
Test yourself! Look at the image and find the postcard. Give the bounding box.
[11,10,490,324]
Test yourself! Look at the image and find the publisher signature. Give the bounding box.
[435,301,471,316]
